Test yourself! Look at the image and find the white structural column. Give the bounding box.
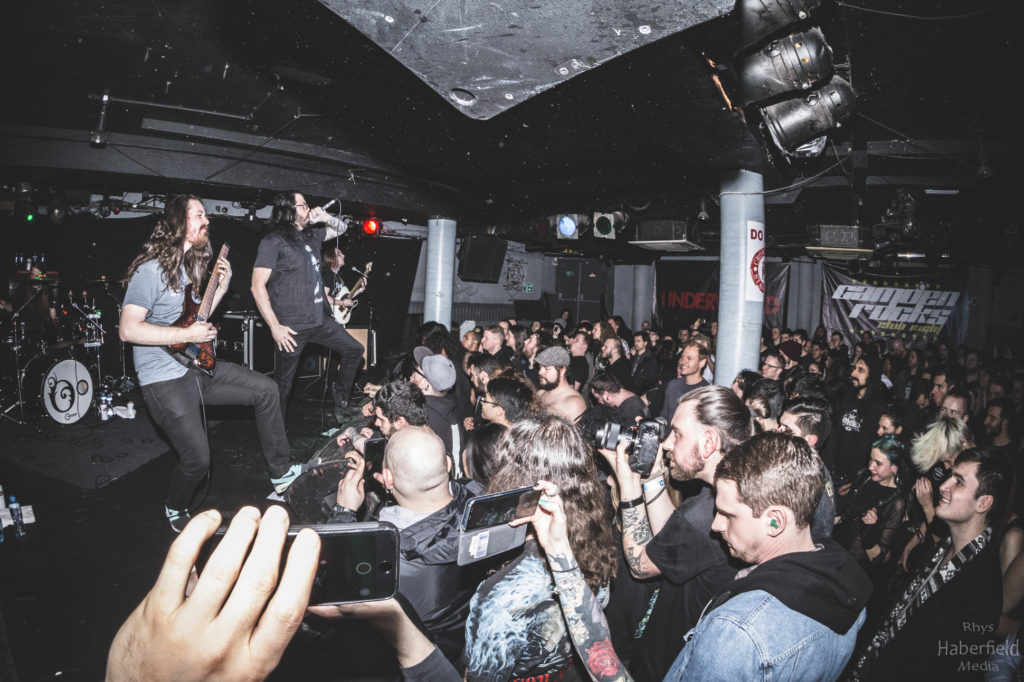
[716,170,766,386]
[423,217,457,326]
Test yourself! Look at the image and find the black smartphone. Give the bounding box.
[362,436,387,474]
[463,486,542,531]
[197,520,400,605]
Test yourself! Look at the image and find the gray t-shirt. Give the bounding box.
[123,259,190,386]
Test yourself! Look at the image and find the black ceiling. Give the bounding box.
[1,0,1021,267]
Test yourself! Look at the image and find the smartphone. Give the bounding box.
[462,486,542,531]
[197,520,400,605]
[362,436,387,474]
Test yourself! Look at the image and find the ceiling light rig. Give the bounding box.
[734,0,855,157]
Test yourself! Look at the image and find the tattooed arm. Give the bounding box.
[548,553,631,682]
[598,441,664,579]
[516,481,632,682]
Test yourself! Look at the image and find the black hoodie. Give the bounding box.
[704,539,873,634]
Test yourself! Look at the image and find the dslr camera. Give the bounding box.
[595,418,667,478]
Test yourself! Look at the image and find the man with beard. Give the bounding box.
[533,346,586,422]
[601,385,754,680]
[120,194,296,532]
[630,330,660,394]
[600,335,632,388]
[251,192,364,421]
[834,355,886,485]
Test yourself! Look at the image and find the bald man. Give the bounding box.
[331,426,478,661]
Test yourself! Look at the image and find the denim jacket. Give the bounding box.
[665,589,866,682]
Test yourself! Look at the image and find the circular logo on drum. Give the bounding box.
[750,247,765,294]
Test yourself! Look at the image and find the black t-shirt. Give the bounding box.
[834,391,885,483]
[658,377,709,421]
[629,485,738,682]
[616,395,648,422]
[568,355,590,387]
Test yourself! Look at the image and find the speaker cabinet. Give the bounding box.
[458,235,508,283]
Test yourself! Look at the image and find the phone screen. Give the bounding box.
[362,436,386,473]
[197,521,399,605]
[463,487,542,531]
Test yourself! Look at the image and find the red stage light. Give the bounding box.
[362,218,380,235]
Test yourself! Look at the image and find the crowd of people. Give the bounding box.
[108,302,1024,680]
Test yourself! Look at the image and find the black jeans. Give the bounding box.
[141,361,291,510]
[274,321,364,417]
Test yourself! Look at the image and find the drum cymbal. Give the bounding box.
[84,277,115,286]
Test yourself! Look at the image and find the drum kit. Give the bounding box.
[1,274,131,427]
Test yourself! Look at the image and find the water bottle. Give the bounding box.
[9,496,27,540]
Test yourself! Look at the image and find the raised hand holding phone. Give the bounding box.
[106,506,320,682]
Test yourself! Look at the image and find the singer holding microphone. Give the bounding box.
[251,192,364,422]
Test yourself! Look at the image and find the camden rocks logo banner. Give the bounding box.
[823,263,969,347]
[656,259,789,333]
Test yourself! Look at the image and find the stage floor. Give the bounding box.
[0,376,397,681]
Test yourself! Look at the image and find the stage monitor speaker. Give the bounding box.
[458,235,508,283]
[579,260,607,301]
[513,299,548,323]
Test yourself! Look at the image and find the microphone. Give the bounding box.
[321,199,338,211]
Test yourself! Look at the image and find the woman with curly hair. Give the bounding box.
[463,412,616,682]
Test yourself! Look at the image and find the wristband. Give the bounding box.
[642,478,666,497]
[331,503,356,516]
[619,495,645,509]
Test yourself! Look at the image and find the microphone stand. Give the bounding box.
[0,290,40,425]
[101,282,135,393]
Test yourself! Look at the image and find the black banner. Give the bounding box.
[655,260,789,334]
[822,263,968,347]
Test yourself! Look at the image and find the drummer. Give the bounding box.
[12,265,58,343]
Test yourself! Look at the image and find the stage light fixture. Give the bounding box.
[739,0,822,50]
[362,218,381,236]
[48,191,68,226]
[737,28,833,106]
[593,211,625,239]
[761,74,855,152]
[696,197,710,222]
[15,182,37,223]
[90,91,110,148]
[556,214,579,239]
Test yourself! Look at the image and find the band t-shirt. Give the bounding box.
[123,259,190,386]
[254,226,326,331]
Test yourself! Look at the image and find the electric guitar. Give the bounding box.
[330,262,372,326]
[165,243,229,376]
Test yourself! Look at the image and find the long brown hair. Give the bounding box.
[122,194,211,292]
[487,412,617,590]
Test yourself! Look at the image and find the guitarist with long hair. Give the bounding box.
[120,194,299,533]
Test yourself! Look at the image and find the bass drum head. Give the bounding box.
[27,357,93,424]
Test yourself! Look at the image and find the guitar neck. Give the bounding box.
[198,244,230,319]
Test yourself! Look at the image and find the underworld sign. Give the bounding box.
[823,264,968,346]
[656,259,789,333]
